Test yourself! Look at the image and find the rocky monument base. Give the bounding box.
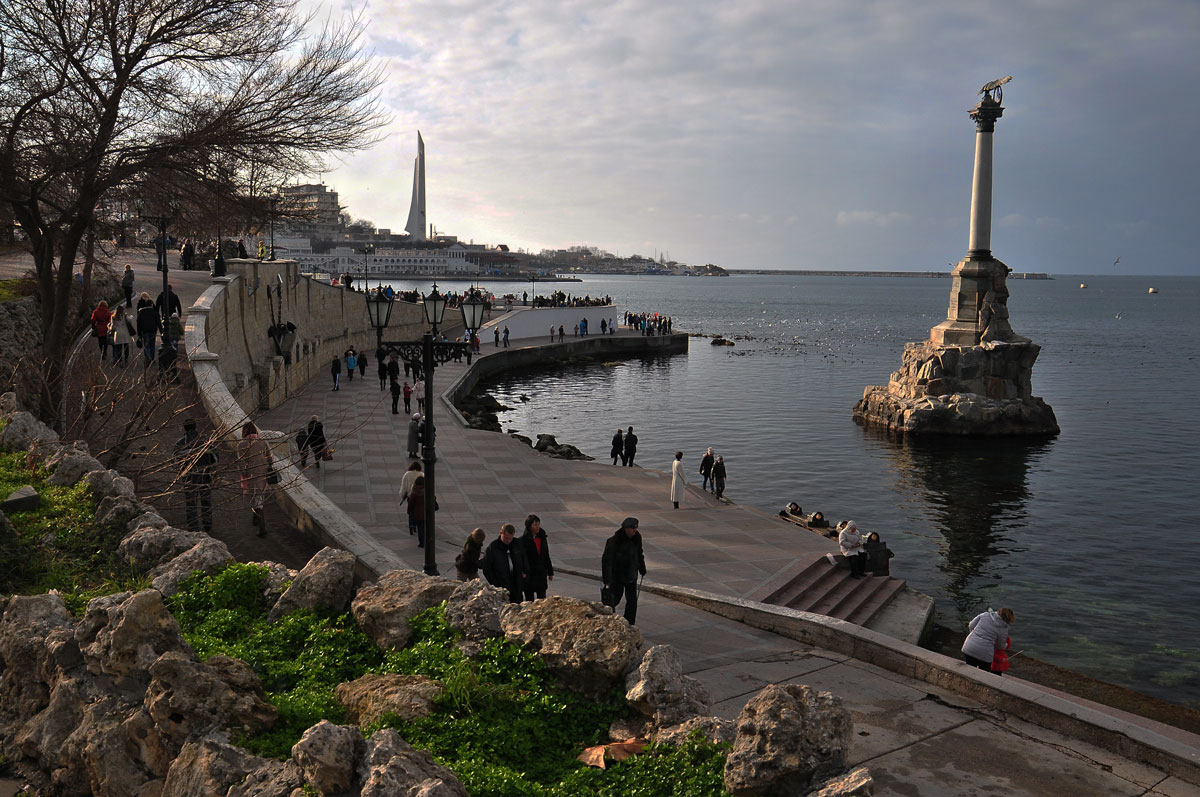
[853,339,1059,436]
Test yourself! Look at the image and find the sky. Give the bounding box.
[308,0,1200,275]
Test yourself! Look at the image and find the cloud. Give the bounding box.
[835,210,910,227]
[306,0,1200,273]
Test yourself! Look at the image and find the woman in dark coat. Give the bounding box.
[304,415,327,468]
[610,429,624,465]
[482,523,528,603]
[408,476,427,547]
[330,357,342,391]
[455,528,486,581]
[520,514,554,601]
[135,292,161,365]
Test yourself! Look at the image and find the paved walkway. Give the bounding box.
[257,333,1200,795]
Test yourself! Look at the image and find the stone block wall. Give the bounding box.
[190,259,425,414]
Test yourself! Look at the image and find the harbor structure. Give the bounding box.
[854,78,1058,436]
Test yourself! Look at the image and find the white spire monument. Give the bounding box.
[404,131,427,241]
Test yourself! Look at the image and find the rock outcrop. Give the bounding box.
[532,433,595,461]
[444,579,509,649]
[625,644,711,729]
[499,596,643,697]
[723,684,853,796]
[267,546,355,620]
[854,339,1058,436]
[336,674,444,727]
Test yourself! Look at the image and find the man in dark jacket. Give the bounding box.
[482,523,528,603]
[602,517,647,624]
[174,419,217,532]
[699,448,715,493]
[623,426,638,467]
[155,284,182,319]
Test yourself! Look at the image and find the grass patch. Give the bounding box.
[0,450,140,611]
[167,566,732,795]
[0,277,37,303]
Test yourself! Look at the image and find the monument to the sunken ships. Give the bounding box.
[854,78,1059,436]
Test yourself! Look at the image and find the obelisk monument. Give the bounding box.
[854,78,1058,436]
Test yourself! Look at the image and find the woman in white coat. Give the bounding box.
[670,450,687,509]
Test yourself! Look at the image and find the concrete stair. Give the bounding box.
[753,558,907,628]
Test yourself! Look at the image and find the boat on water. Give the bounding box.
[1148,287,1159,294]
[1080,283,1088,289]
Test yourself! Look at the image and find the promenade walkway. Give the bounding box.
[257,331,1200,795]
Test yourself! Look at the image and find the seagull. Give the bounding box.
[1113,256,1121,268]
[1115,312,1123,320]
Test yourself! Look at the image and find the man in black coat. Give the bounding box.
[482,523,528,603]
[623,426,638,467]
[602,517,647,624]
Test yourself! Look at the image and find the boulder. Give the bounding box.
[118,525,211,569]
[95,495,149,532]
[653,715,737,747]
[76,704,164,796]
[444,579,509,644]
[810,767,875,796]
[145,652,277,746]
[1,485,41,513]
[351,570,460,651]
[267,547,356,621]
[74,590,192,690]
[84,469,137,500]
[499,596,643,698]
[723,684,852,796]
[358,728,469,797]
[149,538,234,596]
[0,593,77,721]
[336,673,444,727]
[43,444,105,486]
[607,715,651,742]
[126,510,170,533]
[625,645,711,729]
[0,391,20,415]
[254,560,299,607]
[162,738,300,797]
[291,720,362,796]
[0,411,59,451]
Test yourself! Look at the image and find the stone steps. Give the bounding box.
[756,558,908,628]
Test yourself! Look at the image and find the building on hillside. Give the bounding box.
[280,184,342,237]
[290,243,473,277]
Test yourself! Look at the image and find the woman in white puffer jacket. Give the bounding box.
[961,607,1014,673]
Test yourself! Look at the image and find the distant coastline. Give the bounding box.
[729,269,1053,279]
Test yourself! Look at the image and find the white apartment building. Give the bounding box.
[289,243,474,276]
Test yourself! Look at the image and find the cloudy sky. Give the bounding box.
[313,1,1199,275]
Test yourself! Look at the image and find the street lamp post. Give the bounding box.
[366,285,394,352]
[268,192,279,261]
[136,198,179,351]
[381,285,486,576]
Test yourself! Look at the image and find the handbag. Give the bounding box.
[320,450,333,461]
[267,465,281,485]
[600,584,617,607]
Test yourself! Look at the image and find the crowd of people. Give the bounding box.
[529,290,612,308]
[624,311,673,335]
[89,274,184,379]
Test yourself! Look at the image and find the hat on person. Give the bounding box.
[621,517,639,529]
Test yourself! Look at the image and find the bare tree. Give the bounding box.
[0,0,386,427]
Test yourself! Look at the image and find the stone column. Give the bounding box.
[967,97,1003,257]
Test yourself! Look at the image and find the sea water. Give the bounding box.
[383,273,1200,708]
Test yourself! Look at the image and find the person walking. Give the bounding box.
[155,284,182,320]
[558,325,565,342]
[961,608,1015,675]
[482,523,528,603]
[455,528,486,581]
[90,300,113,360]
[408,476,429,546]
[839,520,867,578]
[402,381,413,414]
[390,379,402,414]
[378,357,389,391]
[175,419,217,533]
[398,461,423,522]
[713,455,727,500]
[670,451,687,509]
[520,514,554,601]
[602,517,646,624]
[136,292,161,365]
[407,413,422,458]
[414,378,425,413]
[344,349,357,381]
[502,326,510,347]
[623,426,638,467]
[358,350,368,379]
[110,305,135,364]
[387,354,401,385]
[330,357,342,391]
[238,421,273,537]
[303,415,327,468]
[699,448,715,493]
[121,264,136,307]
[610,429,625,466]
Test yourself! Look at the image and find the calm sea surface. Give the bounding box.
[385,273,1200,708]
